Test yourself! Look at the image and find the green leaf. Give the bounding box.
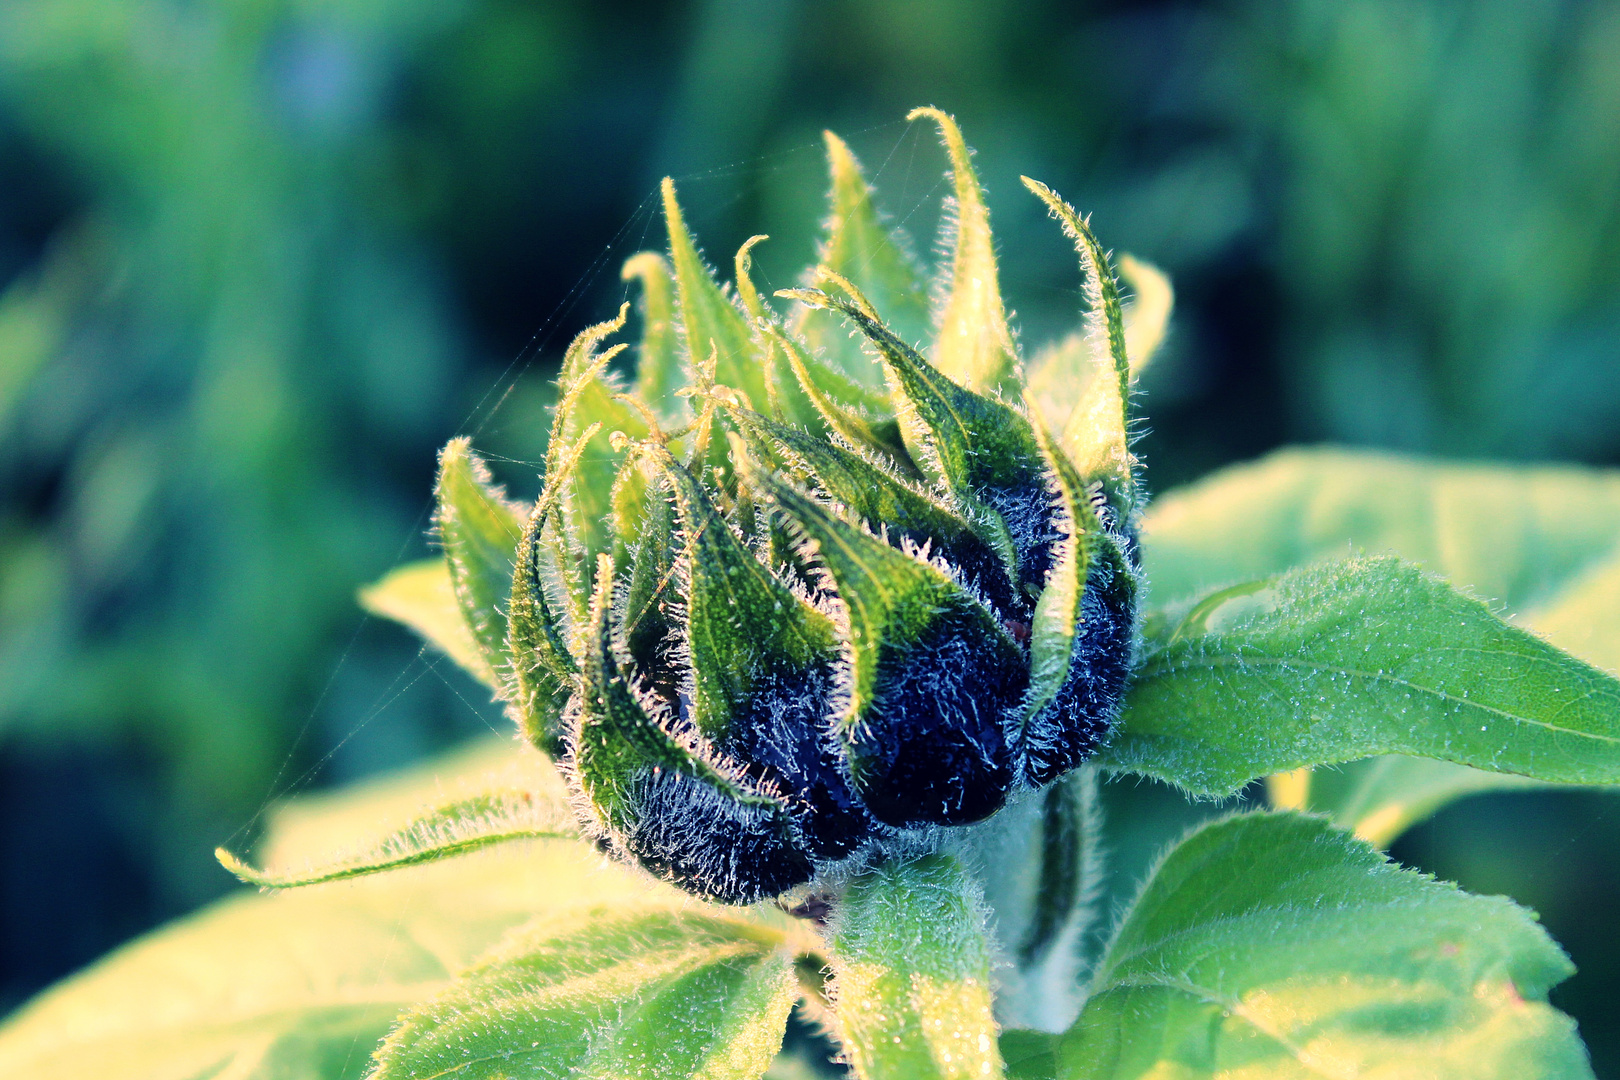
[372,913,803,1080]
[359,558,494,691]
[1060,812,1590,1080]
[623,251,684,421]
[793,130,929,389]
[435,437,526,684]
[373,906,802,1080]
[909,107,1017,394]
[829,854,1005,1080]
[1305,755,1550,848]
[1141,447,1620,616]
[663,177,769,411]
[1103,556,1620,795]
[999,1031,1059,1080]
[1526,543,1620,676]
[217,787,578,888]
[0,740,671,1080]
[1143,448,1620,840]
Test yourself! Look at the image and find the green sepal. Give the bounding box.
[793,130,929,389]
[574,556,813,903]
[1021,177,1137,522]
[764,476,1024,827]
[576,556,753,823]
[662,177,770,411]
[553,304,646,570]
[507,424,599,758]
[622,251,683,421]
[1026,255,1173,433]
[566,385,648,569]
[432,439,526,688]
[726,402,1015,612]
[1023,418,1097,726]
[1118,253,1173,376]
[763,316,911,467]
[909,107,1018,394]
[792,289,1052,597]
[215,790,578,889]
[617,457,682,695]
[646,446,839,745]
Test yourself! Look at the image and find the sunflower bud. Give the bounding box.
[442,109,1161,904]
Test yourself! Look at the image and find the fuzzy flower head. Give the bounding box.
[433,109,1167,904]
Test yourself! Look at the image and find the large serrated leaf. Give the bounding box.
[830,854,1004,1080]
[1059,812,1590,1080]
[371,906,802,1080]
[0,740,669,1080]
[1102,556,1620,795]
[1140,450,1620,836]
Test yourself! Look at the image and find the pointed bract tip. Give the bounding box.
[907,106,972,162]
[823,129,857,169]
[620,250,669,282]
[215,846,263,885]
[776,286,831,309]
[660,177,687,234]
[813,266,881,322]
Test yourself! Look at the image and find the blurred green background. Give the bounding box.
[2,0,1619,1069]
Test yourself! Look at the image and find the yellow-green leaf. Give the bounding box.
[1061,812,1589,1080]
[358,558,493,690]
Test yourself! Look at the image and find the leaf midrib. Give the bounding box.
[1134,652,1620,745]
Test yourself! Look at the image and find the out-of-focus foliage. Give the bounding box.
[1200,0,1620,460]
[2,0,1619,1067]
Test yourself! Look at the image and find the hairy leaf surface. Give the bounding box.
[372,907,802,1080]
[0,741,667,1080]
[1143,448,1620,617]
[1061,813,1589,1080]
[1104,556,1620,794]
